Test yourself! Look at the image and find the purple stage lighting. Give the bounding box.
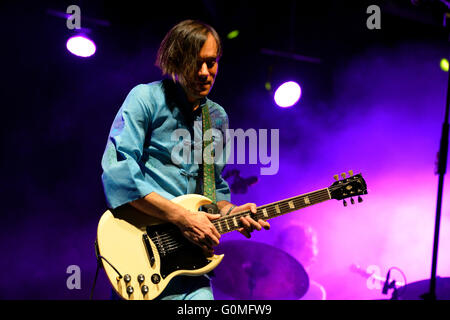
[274,81,302,108]
[66,35,96,58]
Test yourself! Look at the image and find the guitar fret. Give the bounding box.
[275,204,280,214]
[304,196,310,205]
[215,188,332,235]
[274,190,328,215]
[288,201,295,209]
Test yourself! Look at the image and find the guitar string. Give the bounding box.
[157,195,331,254]
[151,191,331,251]
[152,191,331,250]
[150,192,332,253]
[150,191,330,246]
[213,192,330,233]
[151,185,364,253]
[151,189,331,245]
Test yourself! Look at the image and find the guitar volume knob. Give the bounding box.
[126,286,134,295]
[137,274,145,284]
[141,285,149,295]
[124,274,131,283]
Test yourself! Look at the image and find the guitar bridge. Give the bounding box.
[142,233,155,267]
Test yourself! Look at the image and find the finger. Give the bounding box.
[239,216,250,226]
[240,216,252,229]
[203,214,221,241]
[258,219,270,230]
[205,231,220,247]
[204,219,221,242]
[238,227,251,239]
[185,233,210,251]
[205,213,221,220]
[245,216,262,231]
[240,203,257,214]
[201,244,214,257]
[197,234,214,250]
[211,225,221,241]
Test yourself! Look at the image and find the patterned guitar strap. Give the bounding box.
[201,104,218,214]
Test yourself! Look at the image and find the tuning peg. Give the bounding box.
[333,174,339,181]
[341,172,346,179]
[343,199,347,207]
[358,196,363,203]
[348,170,354,176]
[350,197,355,205]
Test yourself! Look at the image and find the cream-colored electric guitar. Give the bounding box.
[96,172,367,300]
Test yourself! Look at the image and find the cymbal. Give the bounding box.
[211,240,309,300]
[397,277,450,300]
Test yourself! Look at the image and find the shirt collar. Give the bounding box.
[172,81,208,112]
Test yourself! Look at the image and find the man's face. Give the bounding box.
[180,32,219,104]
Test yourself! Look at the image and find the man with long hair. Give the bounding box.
[101,20,270,300]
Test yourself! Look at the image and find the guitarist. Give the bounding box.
[101,20,270,300]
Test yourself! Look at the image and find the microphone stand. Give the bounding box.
[421,5,450,299]
[389,281,399,301]
[422,59,450,301]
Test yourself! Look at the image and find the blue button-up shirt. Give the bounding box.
[101,80,231,209]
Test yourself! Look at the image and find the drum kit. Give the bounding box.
[393,277,450,300]
[211,240,310,300]
[211,240,450,300]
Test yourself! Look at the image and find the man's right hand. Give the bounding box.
[130,192,221,256]
[175,210,221,257]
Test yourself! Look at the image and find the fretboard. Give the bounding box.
[213,188,331,235]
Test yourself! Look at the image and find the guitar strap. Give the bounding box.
[201,103,219,214]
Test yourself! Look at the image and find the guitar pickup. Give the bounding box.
[142,234,155,267]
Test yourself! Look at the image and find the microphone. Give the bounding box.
[382,269,391,294]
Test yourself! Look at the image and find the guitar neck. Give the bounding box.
[213,188,331,235]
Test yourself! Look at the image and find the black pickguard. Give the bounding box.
[146,224,211,279]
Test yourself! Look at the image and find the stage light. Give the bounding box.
[440,58,449,72]
[226,30,240,40]
[274,81,301,108]
[66,35,96,58]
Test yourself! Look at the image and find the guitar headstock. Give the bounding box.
[328,171,367,206]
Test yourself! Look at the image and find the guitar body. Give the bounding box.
[96,194,224,300]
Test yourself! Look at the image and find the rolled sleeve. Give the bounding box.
[101,85,154,209]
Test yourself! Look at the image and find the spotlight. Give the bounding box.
[66,35,96,58]
[226,30,240,40]
[440,58,449,72]
[274,81,301,108]
[46,8,104,58]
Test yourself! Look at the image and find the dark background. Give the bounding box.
[1,0,449,300]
